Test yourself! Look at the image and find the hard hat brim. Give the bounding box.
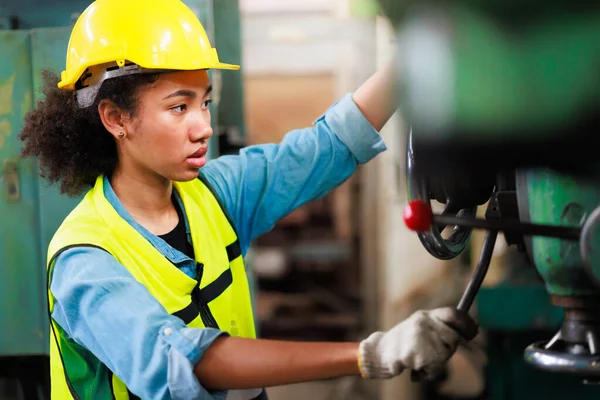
[213,62,241,71]
[58,61,240,90]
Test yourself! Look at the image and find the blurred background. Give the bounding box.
[1,0,598,399]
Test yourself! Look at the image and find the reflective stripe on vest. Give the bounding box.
[46,174,259,399]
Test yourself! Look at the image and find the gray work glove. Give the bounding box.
[358,307,478,381]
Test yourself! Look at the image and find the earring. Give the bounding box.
[118,131,125,138]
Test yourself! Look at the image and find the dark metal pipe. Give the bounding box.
[457,230,498,312]
[434,214,581,241]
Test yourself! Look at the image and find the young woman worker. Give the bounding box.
[19,0,478,398]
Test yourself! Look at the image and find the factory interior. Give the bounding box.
[2,0,600,399]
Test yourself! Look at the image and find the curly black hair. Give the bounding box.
[19,69,160,197]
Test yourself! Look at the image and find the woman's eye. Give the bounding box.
[203,99,213,109]
[171,104,187,112]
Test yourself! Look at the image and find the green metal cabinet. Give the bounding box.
[0,26,96,357]
[0,0,246,360]
[0,30,46,357]
[0,26,89,357]
[31,27,83,257]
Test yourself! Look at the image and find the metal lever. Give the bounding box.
[457,230,497,312]
[410,222,497,383]
[434,214,581,241]
[404,200,581,241]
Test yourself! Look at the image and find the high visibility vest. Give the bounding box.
[46,174,261,399]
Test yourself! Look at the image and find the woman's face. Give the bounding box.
[115,69,214,183]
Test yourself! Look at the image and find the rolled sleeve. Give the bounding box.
[315,93,387,164]
[201,93,388,254]
[163,326,229,400]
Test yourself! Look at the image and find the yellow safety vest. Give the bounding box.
[46,174,260,399]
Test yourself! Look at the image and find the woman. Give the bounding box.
[19,0,477,399]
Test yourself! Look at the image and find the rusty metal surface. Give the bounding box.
[0,27,86,357]
[0,30,46,356]
[551,295,600,309]
[523,169,600,297]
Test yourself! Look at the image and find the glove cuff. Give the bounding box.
[358,331,397,380]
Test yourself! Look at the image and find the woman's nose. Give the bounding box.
[190,114,213,142]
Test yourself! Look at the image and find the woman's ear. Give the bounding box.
[98,99,128,140]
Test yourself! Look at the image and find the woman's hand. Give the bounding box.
[193,307,477,391]
[358,307,478,380]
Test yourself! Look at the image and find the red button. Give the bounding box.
[403,200,433,231]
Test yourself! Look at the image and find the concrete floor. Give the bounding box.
[268,381,343,400]
[267,377,375,400]
[0,385,352,400]
[0,379,371,400]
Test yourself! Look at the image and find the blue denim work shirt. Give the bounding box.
[49,93,387,400]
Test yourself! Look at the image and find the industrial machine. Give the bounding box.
[0,1,245,398]
[378,0,600,398]
[3,0,600,398]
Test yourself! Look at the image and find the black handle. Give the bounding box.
[434,214,580,241]
[457,230,497,312]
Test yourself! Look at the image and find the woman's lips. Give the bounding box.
[187,148,207,168]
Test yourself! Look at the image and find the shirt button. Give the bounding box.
[164,328,173,336]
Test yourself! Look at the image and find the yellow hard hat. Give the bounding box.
[58,0,239,91]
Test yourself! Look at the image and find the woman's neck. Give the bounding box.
[110,167,179,235]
